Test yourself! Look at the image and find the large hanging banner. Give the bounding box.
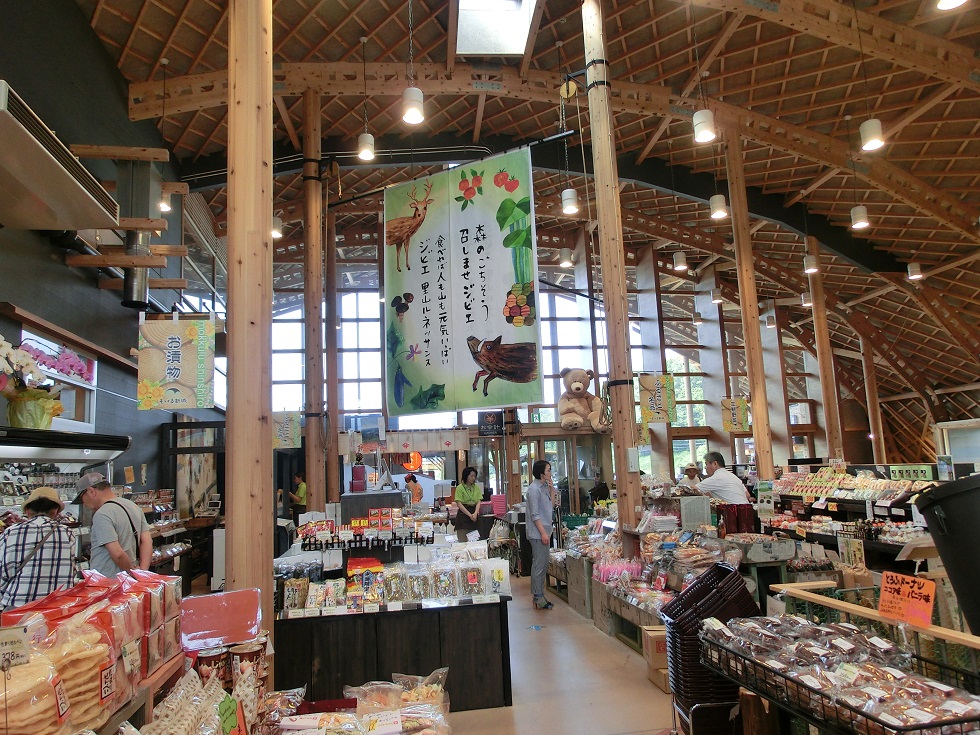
[384,148,543,416]
[638,373,676,424]
[137,320,215,410]
[721,397,750,432]
[272,412,302,449]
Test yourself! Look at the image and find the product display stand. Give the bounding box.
[96,652,184,733]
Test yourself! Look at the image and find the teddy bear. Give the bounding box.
[557,367,609,433]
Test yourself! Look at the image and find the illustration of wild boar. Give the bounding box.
[467,335,538,396]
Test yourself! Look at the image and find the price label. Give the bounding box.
[486,593,500,603]
[387,602,403,612]
[866,500,874,519]
[304,608,321,617]
[472,594,489,605]
[812,497,829,510]
[362,709,403,735]
[364,603,380,613]
[338,530,355,542]
[892,508,906,517]
[395,527,412,538]
[100,661,115,703]
[121,640,141,674]
[466,530,481,542]
[363,529,379,540]
[0,625,31,669]
[878,571,936,628]
[911,504,927,527]
[379,530,394,541]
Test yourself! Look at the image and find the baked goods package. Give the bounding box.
[458,562,485,596]
[483,558,512,596]
[0,653,74,735]
[129,569,182,621]
[279,711,364,733]
[257,685,306,734]
[81,594,143,657]
[406,565,433,601]
[392,667,450,713]
[383,564,409,603]
[394,702,451,735]
[431,562,459,600]
[344,681,405,715]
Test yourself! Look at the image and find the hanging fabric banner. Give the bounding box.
[272,412,302,449]
[137,320,215,410]
[638,373,675,424]
[721,397,750,432]
[383,148,543,416]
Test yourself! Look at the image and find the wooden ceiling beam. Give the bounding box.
[274,95,302,152]
[687,0,980,94]
[518,0,546,79]
[130,63,980,242]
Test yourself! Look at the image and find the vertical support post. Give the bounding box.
[225,0,274,633]
[303,88,326,512]
[505,407,523,506]
[806,235,844,462]
[581,0,641,530]
[325,210,340,501]
[724,131,774,480]
[861,336,888,463]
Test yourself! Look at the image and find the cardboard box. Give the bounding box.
[649,666,671,693]
[368,508,382,520]
[642,625,668,670]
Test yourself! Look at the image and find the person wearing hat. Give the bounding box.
[677,462,703,490]
[0,487,77,610]
[74,472,152,577]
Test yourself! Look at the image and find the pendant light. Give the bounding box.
[710,289,723,304]
[801,291,813,307]
[844,115,870,230]
[557,42,580,216]
[937,0,967,8]
[673,251,688,272]
[693,311,703,326]
[559,248,574,268]
[561,188,579,215]
[402,0,424,125]
[159,191,172,213]
[907,262,924,281]
[803,255,819,274]
[850,0,884,152]
[357,37,375,160]
[158,58,171,213]
[689,4,716,144]
[765,315,777,329]
[709,193,728,219]
[271,216,283,239]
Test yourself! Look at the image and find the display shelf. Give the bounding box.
[96,653,184,732]
[277,594,509,619]
[97,689,148,734]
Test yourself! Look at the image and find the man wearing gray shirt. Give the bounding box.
[74,473,152,577]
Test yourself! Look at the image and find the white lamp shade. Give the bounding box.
[271,215,283,239]
[850,204,870,230]
[709,193,728,219]
[402,86,424,125]
[357,132,375,161]
[765,315,777,329]
[907,262,924,280]
[559,248,573,268]
[159,192,172,213]
[693,311,703,325]
[692,109,716,143]
[710,289,723,304]
[672,251,688,271]
[561,188,579,215]
[937,0,967,10]
[803,255,819,274]
[801,291,813,307]
[860,118,884,151]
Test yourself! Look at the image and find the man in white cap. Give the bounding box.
[676,462,703,492]
[74,472,152,577]
[0,487,77,610]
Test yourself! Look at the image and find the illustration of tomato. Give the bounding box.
[504,178,519,193]
[458,179,470,192]
[462,187,476,200]
[472,174,483,187]
[493,171,509,187]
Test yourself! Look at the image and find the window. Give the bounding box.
[672,438,708,474]
[19,329,97,429]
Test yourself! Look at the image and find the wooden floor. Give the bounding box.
[447,575,675,735]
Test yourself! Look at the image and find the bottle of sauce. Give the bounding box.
[718,511,727,539]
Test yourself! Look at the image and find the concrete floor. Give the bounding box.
[447,575,675,735]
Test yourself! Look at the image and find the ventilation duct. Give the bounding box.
[121,230,151,310]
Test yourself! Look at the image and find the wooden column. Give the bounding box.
[325,211,340,501]
[806,235,844,462]
[225,0,274,630]
[861,336,888,463]
[581,0,641,527]
[724,131,774,480]
[505,407,523,506]
[303,88,326,512]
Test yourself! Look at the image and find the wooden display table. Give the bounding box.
[97,652,184,733]
[273,597,512,712]
[591,579,662,652]
[565,553,593,619]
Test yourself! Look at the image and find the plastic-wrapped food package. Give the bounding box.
[279,712,365,733]
[0,654,74,735]
[406,565,433,601]
[458,562,484,596]
[393,667,450,713]
[323,578,347,608]
[120,574,165,632]
[431,563,459,600]
[482,558,512,596]
[383,565,409,603]
[38,617,115,728]
[256,685,306,735]
[344,681,405,716]
[130,569,182,622]
[395,702,452,735]
[82,594,141,657]
[283,577,310,610]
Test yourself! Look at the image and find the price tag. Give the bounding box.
[444,534,457,544]
[812,497,829,510]
[911,504,927,527]
[315,531,333,542]
[3,497,15,506]
[363,529,379,541]
[0,625,31,668]
[892,507,906,517]
[304,608,321,617]
[486,593,500,603]
[364,603,380,613]
[287,609,306,619]
[339,529,355,542]
[379,530,394,541]
[827,503,838,512]
[466,530,481,542]
[395,527,412,538]
[866,500,874,519]
[472,594,489,605]
[362,709,403,735]
[121,640,141,674]
[878,571,936,627]
[387,602,403,612]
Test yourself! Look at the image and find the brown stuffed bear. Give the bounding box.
[557,367,609,433]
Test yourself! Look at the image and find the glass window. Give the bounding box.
[359,353,382,380]
[734,436,755,465]
[358,322,380,349]
[342,352,360,379]
[789,402,812,425]
[272,322,303,350]
[396,412,458,429]
[792,434,815,459]
[357,292,381,319]
[272,352,304,381]
[272,383,304,412]
[672,438,708,475]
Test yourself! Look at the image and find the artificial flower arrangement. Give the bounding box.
[0,332,64,429]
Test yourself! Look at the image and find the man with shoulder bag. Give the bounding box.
[74,472,152,577]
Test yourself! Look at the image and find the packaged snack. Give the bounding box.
[306,582,327,609]
[284,578,309,610]
[383,565,409,603]
[39,619,115,727]
[431,563,459,599]
[323,578,346,608]
[393,667,450,713]
[407,565,433,601]
[0,654,74,735]
[483,558,512,596]
[458,563,484,596]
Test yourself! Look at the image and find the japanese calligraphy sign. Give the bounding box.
[721,397,750,432]
[384,148,543,416]
[137,319,215,410]
[638,373,675,424]
[272,412,302,449]
[878,571,936,628]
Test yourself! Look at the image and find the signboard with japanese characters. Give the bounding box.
[272,412,302,449]
[383,148,543,416]
[137,319,215,410]
[721,397,750,432]
[878,571,936,628]
[638,373,675,424]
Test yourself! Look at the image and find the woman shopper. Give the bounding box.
[527,460,555,610]
[453,466,482,541]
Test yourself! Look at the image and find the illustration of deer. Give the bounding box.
[385,180,434,272]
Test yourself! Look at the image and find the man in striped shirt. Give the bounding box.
[0,486,76,611]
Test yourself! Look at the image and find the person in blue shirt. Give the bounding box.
[526,459,555,610]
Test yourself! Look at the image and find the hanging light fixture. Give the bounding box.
[850,0,885,152]
[561,188,579,214]
[907,262,924,281]
[689,7,716,144]
[801,291,813,307]
[402,0,424,125]
[693,311,703,326]
[765,315,777,329]
[803,255,819,274]
[709,194,728,219]
[559,248,574,268]
[159,191,171,213]
[710,289,723,304]
[937,0,967,8]
[556,43,580,217]
[357,37,375,160]
[850,204,870,230]
[673,251,688,271]
[271,215,283,239]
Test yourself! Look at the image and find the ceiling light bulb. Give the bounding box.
[765,315,777,329]
[710,289,723,304]
[402,86,424,125]
[159,192,172,213]
[803,255,819,274]
[907,262,924,281]
[693,311,703,326]
[709,194,728,219]
[271,215,283,239]
[937,0,967,9]
[357,132,375,161]
[672,251,688,271]
[559,248,573,268]
[859,118,884,151]
[692,109,716,143]
[801,291,813,307]
[561,188,579,215]
[850,204,870,230]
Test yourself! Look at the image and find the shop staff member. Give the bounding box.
[74,473,152,577]
[289,472,307,524]
[0,487,77,611]
[696,452,752,505]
